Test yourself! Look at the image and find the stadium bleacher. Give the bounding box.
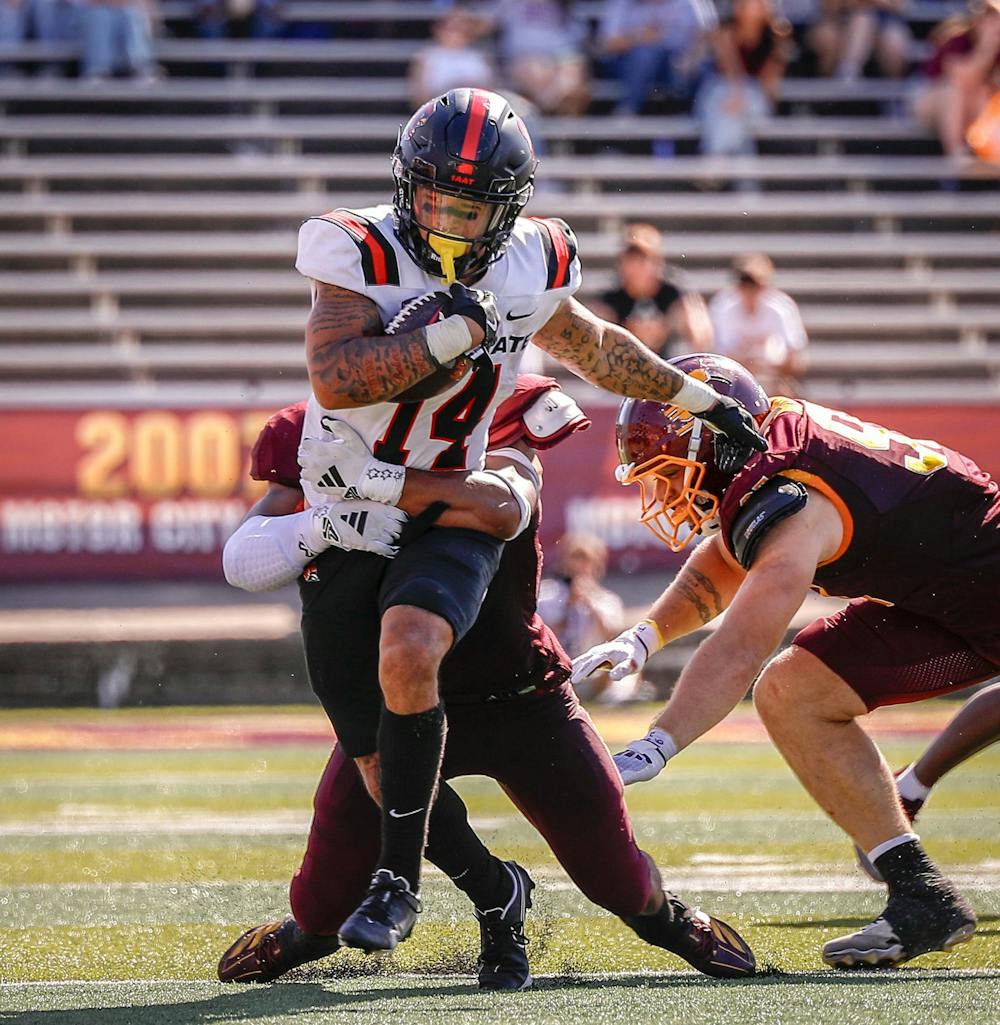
[0,0,997,410]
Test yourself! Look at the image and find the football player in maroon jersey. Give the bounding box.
[216,377,755,989]
[573,352,998,969]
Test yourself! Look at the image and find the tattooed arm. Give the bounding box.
[306,282,441,409]
[533,296,694,401]
[644,535,745,645]
[534,297,767,467]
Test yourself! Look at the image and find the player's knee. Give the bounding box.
[752,652,798,724]
[379,606,451,704]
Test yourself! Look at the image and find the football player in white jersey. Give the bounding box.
[292,86,768,953]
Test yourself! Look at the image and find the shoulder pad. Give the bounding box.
[529,216,580,292]
[522,388,590,449]
[488,378,590,451]
[250,402,306,489]
[296,209,400,289]
[729,478,808,569]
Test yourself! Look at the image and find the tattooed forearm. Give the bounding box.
[671,561,727,627]
[687,567,725,617]
[534,296,688,401]
[675,578,712,625]
[305,281,438,408]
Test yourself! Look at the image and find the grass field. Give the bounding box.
[1,703,997,1025]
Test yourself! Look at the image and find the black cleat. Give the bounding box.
[626,893,756,979]
[823,885,976,968]
[217,916,339,983]
[476,861,535,991]
[338,869,421,953]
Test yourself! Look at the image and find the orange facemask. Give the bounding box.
[617,417,719,552]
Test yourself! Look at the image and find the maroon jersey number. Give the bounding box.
[804,401,949,477]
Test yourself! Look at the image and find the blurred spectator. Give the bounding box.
[538,531,641,703]
[598,0,718,114]
[591,223,713,357]
[808,0,912,81]
[193,0,283,39]
[409,9,495,107]
[707,252,807,395]
[479,0,591,115]
[694,0,791,156]
[80,0,158,82]
[913,0,1000,160]
[0,0,77,77]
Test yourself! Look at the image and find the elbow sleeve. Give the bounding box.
[222,513,314,592]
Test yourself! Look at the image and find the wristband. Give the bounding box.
[672,375,718,414]
[635,618,665,656]
[644,727,679,765]
[357,460,406,506]
[424,314,473,366]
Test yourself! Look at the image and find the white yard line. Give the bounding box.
[4,863,999,894]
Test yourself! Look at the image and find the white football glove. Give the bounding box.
[306,499,407,559]
[570,619,664,685]
[298,421,406,506]
[613,727,679,785]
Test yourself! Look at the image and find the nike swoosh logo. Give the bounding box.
[388,807,424,818]
[506,309,536,321]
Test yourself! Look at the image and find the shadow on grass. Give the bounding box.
[5,966,1000,1024]
[0,981,488,1025]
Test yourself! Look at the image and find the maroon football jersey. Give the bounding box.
[249,385,573,700]
[719,398,1000,663]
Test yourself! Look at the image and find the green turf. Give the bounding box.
[1,705,997,1024]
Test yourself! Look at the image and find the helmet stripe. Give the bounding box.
[459,90,490,162]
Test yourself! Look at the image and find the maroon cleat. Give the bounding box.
[217,917,340,983]
[625,893,756,979]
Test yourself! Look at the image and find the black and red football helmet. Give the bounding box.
[392,88,537,284]
[616,354,771,552]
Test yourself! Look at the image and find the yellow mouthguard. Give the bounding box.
[428,235,470,285]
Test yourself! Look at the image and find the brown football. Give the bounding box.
[384,291,473,403]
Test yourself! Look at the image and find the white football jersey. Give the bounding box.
[296,203,582,470]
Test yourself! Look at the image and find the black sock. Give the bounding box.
[873,839,943,894]
[622,891,686,947]
[424,782,508,911]
[376,704,446,893]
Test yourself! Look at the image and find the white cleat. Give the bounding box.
[823,915,976,969]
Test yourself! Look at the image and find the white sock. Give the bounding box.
[866,832,920,866]
[896,763,931,804]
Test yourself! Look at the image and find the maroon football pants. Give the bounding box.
[290,683,653,933]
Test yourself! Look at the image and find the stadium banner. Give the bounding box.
[2,403,1000,581]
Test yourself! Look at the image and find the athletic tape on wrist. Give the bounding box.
[424,314,473,366]
[672,376,718,414]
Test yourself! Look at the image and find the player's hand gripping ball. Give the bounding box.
[385,291,475,403]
